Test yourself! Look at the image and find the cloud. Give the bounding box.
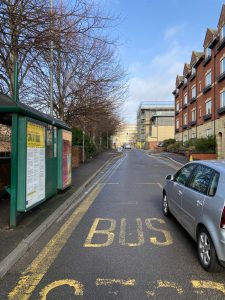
[164,26,180,40]
[123,41,191,123]
[163,24,186,40]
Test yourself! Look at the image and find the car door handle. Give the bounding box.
[196,200,203,207]
[178,190,183,196]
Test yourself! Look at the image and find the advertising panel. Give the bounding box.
[26,122,45,208]
[62,130,72,188]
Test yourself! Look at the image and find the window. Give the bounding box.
[173,164,196,186]
[191,109,196,121]
[206,100,212,115]
[206,128,212,137]
[220,91,225,108]
[184,78,187,84]
[205,47,211,58]
[192,67,196,75]
[208,172,219,197]
[184,135,188,142]
[192,133,196,139]
[184,93,188,105]
[205,71,211,86]
[220,24,225,40]
[176,119,179,129]
[176,101,179,111]
[191,86,196,98]
[220,57,225,74]
[183,113,187,125]
[189,165,214,195]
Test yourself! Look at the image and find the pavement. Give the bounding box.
[144,150,189,166]
[0,149,224,299]
[0,150,119,278]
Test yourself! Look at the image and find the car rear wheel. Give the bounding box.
[162,193,170,217]
[197,228,221,272]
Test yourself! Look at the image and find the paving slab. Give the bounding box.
[0,150,118,264]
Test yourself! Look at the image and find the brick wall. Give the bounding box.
[72,146,83,168]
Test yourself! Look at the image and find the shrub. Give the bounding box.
[163,138,176,149]
[72,128,98,160]
[194,136,216,153]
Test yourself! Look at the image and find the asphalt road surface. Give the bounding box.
[1,149,225,299]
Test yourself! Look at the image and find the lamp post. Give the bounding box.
[50,0,54,117]
[82,127,85,163]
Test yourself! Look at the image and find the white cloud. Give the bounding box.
[123,41,191,123]
[163,24,186,40]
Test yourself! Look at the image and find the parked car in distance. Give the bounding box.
[124,144,132,149]
[163,160,225,272]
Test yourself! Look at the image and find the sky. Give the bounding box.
[96,0,224,123]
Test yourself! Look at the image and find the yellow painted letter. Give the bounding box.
[145,218,173,246]
[119,218,144,246]
[39,279,84,299]
[84,218,116,247]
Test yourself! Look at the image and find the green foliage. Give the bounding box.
[72,128,104,160]
[166,141,182,152]
[72,128,83,145]
[163,138,176,149]
[165,136,216,154]
[194,136,216,153]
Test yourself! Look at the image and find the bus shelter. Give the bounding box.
[0,93,72,226]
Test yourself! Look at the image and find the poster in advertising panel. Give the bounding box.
[26,122,45,208]
[62,130,72,188]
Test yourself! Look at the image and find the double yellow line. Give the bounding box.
[8,183,102,300]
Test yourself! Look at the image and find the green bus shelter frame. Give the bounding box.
[0,93,71,226]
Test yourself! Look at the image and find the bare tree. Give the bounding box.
[0,0,126,138]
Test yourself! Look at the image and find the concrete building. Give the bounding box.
[136,101,174,149]
[112,123,137,148]
[173,4,225,159]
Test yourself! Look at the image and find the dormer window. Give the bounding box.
[192,67,196,75]
[205,47,211,58]
[220,24,225,40]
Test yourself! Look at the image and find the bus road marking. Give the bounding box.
[8,184,102,300]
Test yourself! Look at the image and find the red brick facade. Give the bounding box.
[173,5,225,156]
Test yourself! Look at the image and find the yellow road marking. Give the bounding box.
[145,218,173,246]
[83,218,116,247]
[119,218,144,247]
[39,279,84,299]
[192,280,225,295]
[146,280,183,297]
[8,184,102,300]
[96,278,136,286]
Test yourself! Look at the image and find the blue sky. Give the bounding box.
[97,0,224,123]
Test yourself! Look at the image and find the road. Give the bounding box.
[1,149,225,299]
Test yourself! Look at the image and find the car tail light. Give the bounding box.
[220,207,225,229]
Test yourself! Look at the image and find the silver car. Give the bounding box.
[163,160,225,272]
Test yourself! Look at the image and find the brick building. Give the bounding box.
[173,5,225,159]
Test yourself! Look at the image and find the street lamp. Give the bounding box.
[82,127,85,163]
[50,0,54,117]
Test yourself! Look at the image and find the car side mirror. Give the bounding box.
[165,174,173,180]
